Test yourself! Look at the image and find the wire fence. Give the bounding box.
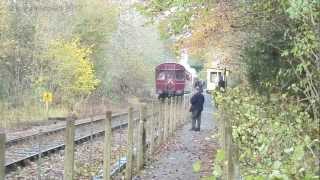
[0,94,191,179]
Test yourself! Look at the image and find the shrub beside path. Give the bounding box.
[135,94,218,180]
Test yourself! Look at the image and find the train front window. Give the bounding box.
[157,71,175,80]
[166,71,174,80]
[175,71,185,80]
[157,71,166,80]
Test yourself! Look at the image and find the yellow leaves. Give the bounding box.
[0,1,9,32]
[42,91,53,103]
[183,7,233,53]
[193,160,202,173]
[45,38,100,97]
[170,2,243,68]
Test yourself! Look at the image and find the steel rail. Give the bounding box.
[6,111,137,146]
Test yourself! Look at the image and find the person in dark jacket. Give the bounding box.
[190,87,205,131]
[218,75,226,91]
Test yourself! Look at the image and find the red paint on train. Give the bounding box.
[155,63,191,97]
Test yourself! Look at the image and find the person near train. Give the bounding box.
[218,75,226,91]
[189,86,205,131]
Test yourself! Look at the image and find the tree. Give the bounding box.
[0,1,12,99]
[140,0,320,179]
[41,38,100,104]
[242,0,320,120]
[99,5,170,99]
[73,0,118,59]
[138,0,244,71]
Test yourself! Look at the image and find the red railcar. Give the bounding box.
[155,63,192,98]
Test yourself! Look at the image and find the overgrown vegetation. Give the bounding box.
[243,0,320,121]
[140,0,320,179]
[0,0,167,127]
[0,0,117,127]
[43,38,100,104]
[214,87,319,179]
[137,0,244,75]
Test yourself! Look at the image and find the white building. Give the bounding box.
[206,60,229,92]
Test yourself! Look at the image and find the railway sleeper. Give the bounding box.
[4,115,142,175]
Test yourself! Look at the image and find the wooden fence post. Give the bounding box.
[163,98,168,141]
[126,107,134,180]
[0,132,5,180]
[158,101,163,144]
[150,102,155,155]
[172,97,176,132]
[175,96,178,130]
[169,97,174,136]
[37,129,43,180]
[178,96,182,126]
[223,116,233,180]
[183,95,189,123]
[174,97,177,130]
[183,96,185,123]
[103,111,112,180]
[158,101,162,145]
[176,96,180,127]
[156,102,159,142]
[171,96,177,131]
[233,144,241,180]
[64,115,76,180]
[180,96,184,125]
[187,95,191,123]
[179,96,181,124]
[170,97,173,134]
[177,96,180,127]
[137,104,146,170]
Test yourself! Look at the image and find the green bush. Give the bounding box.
[214,87,319,179]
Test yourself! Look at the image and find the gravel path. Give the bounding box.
[136,94,218,180]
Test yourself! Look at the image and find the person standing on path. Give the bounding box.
[189,86,205,131]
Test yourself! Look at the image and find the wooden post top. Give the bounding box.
[0,129,5,135]
[106,110,112,116]
[140,104,147,122]
[67,113,77,122]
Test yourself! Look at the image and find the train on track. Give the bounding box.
[155,63,194,98]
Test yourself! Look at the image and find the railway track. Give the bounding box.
[5,110,140,170]
[6,112,135,146]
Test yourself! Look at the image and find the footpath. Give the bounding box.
[135,94,218,180]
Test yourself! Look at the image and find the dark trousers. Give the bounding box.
[191,109,202,130]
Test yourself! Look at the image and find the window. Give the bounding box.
[175,71,185,80]
[157,71,166,80]
[218,72,223,81]
[166,71,174,80]
[157,70,175,80]
[210,72,217,83]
